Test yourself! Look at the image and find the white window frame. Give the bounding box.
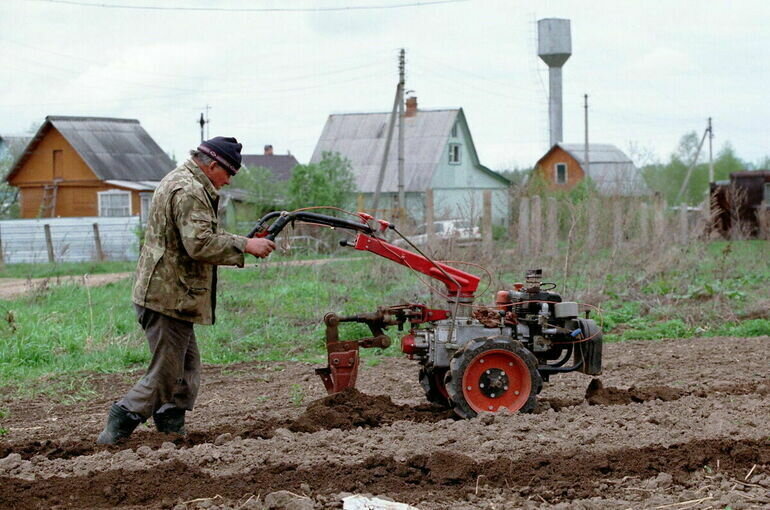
[97,189,131,217]
[139,192,153,222]
[449,143,461,165]
[555,163,568,184]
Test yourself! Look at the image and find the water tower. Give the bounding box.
[538,18,572,147]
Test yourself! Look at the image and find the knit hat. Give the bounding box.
[197,136,242,175]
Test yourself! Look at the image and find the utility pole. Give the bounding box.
[583,93,590,178]
[397,48,406,220]
[675,122,709,204]
[198,106,211,143]
[372,50,404,214]
[708,117,714,183]
[205,104,211,139]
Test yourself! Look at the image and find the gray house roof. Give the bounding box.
[241,154,299,181]
[311,108,505,193]
[7,116,173,182]
[558,143,651,196]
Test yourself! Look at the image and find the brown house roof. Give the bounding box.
[240,154,299,181]
[6,116,173,183]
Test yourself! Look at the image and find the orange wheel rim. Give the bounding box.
[461,349,532,413]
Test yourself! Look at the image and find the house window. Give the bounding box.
[764,183,770,204]
[139,192,153,222]
[98,190,131,217]
[449,144,461,164]
[555,163,568,184]
[451,122,458,138]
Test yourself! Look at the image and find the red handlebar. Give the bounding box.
[352,234,480,299]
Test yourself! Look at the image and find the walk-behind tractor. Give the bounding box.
[250,210,603,419]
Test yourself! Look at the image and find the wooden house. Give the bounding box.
[310,97,510,224]
[534,143,650,196]
[5,116,172,219]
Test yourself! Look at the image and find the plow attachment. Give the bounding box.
[315,310,393,394]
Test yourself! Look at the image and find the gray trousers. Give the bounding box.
[118,304,201,420]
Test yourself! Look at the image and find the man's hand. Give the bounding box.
[244,238,276,258]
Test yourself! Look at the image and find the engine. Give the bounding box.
[402,269,602,383]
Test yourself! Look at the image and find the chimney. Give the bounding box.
[264,144,274,155]
[405,96,417,118]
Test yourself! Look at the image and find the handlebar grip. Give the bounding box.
[265,214,292,241]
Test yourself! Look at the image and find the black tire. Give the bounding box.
[419,367,450,407]
[445,336,542,419]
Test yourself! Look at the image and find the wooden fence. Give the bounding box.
[512,196,710,255]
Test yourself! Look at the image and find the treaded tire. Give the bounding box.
[418,367,450,407]
[445,336,542,419]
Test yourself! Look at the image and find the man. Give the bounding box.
[97,136,275,444]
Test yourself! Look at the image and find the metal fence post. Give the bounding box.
[517,197,530,255]
[44,224,55,263]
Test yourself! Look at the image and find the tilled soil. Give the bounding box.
[1,335,769,509]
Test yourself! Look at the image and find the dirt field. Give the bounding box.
[1,335,768,509]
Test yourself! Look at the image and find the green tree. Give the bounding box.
[228,164,286,222]
[642,132,747,205]
[287,152,356,210]
[497,167,532,187]
[231,165,284,205]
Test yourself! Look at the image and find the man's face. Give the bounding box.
[206,162,234,189]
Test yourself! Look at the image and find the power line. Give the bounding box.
[0,36,393,83]
[34,0,466,12]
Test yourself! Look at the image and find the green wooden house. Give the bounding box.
[310,97,510,224]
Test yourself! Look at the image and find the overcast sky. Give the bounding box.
[2,0,768,170]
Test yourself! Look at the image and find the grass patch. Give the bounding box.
[0,240,768,397]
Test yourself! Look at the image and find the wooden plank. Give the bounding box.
[44,223,55,263]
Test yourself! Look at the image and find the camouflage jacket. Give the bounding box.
[132,158,248,325]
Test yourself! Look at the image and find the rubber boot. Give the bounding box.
[96,403,142,445]
[153,407,186,435]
